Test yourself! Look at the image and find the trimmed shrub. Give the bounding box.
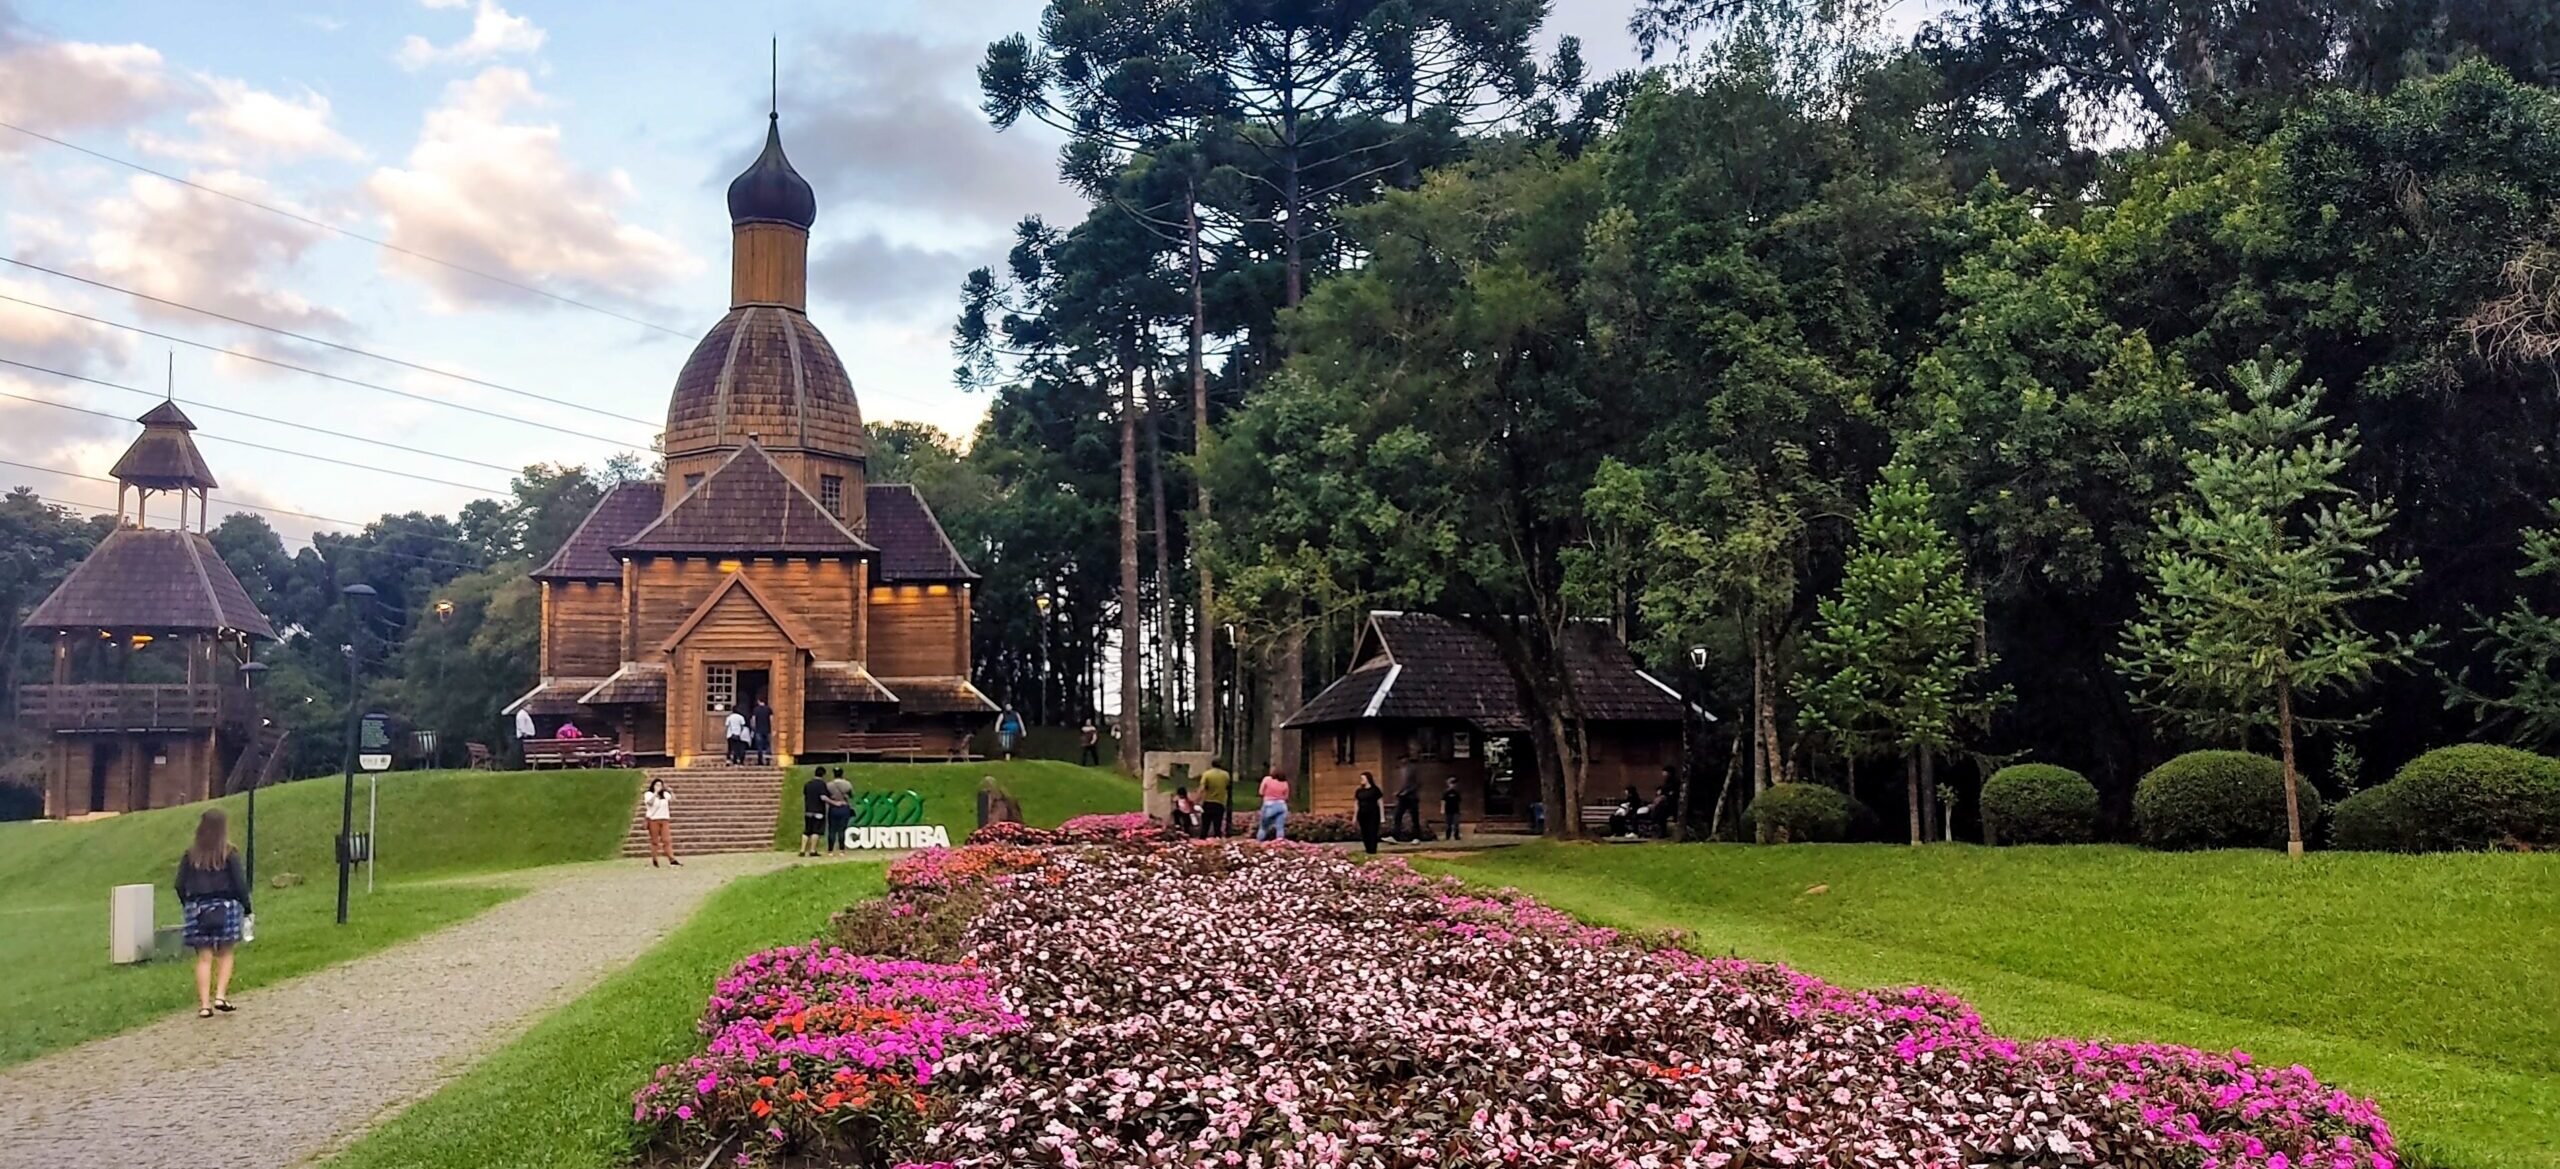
[1742,783,1854,844]
[2133,751,2320,851]
[2330,744,2560,852]
[1980,764,2101,845]
[1286,812,1360,843]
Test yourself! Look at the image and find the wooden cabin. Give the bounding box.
[506,112,993,766]
[20,402,279,816]
[1280,612,1685,831]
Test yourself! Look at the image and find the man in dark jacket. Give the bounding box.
[1391,765,1424,841]
[1441,778,1463,841]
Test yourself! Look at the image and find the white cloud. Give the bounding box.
[365,67,697,312]
[0,24,172,142]
[395,0,545,71]
[0,274,135,376]
[17,170,346,336]
[131,76,362,165]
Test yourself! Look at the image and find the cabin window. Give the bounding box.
[1408,725,1445,761]
[683,473,704,492]
[1452,730,1474,759]
[1332,729,1355,765]
[820,474,844,515]
[705,664,737,712]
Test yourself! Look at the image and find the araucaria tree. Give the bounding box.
[2116,358,2425,857]
[1794,461,2000,845]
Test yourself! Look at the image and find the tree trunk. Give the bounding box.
[1118,366,1143,776]
[2277,675,2305,859]
[1906,751,1923,846]
[1145,380,1174,742]
[1920,744,1938,845]
[1543,706,1577,836]
[1752,631,1784,790]
[1749,639,1770,792]
[1189,192,1217,757]
[1266,630,1303,781]
[1703,727,1741,840]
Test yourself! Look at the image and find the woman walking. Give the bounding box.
[1354,771,1384,855]
[642,777,679,867]
[175,808,249,1018]
[1256,770,1291,841]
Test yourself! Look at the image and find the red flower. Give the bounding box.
[750,1099,773,1119]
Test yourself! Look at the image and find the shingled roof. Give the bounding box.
[1281,612,1681,730]
[533,481,662,581]
[876,675,999,715]
[616,442,874,557]
[23,528,275,637]
[110,401,219,489]
[864,484,976,581]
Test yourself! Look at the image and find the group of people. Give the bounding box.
[724,699,776,766]
[798,767,858,855]
[1165,759,1294,842]
[1606,779,1679,838]
[1351,767,1466,853]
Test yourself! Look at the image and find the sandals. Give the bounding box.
[198,1008,213,1019]
[214,999,236,1013]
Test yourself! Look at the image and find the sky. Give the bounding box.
[0,0,1926,552]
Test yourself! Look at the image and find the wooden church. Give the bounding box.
[21,401,278,816]
[506,108,994,766]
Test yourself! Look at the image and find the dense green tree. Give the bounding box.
[1793,461,2002,843]
[2116,358,2426,856]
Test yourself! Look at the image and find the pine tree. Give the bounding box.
[2116,357,2426,857]
[1795,460,2000,844]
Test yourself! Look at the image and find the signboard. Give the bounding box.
[841,791,947,850]
[359,713,393,772]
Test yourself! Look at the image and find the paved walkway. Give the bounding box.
[0,851,804,1169]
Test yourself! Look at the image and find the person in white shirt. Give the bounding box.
[723,707,749,765]
[514,706,537,762]
[640,778,679,867]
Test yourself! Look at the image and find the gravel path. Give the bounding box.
[0,851,799,1169]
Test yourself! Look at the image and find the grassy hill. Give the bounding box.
[1424,842,2560,1169]
[773,759,1140,848]
[0,768,640,1068]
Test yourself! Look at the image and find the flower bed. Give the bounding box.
[639,840,2396,1169]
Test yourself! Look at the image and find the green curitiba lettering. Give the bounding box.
[849,789,926,827]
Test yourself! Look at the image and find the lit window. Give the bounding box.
[820,474,844,515]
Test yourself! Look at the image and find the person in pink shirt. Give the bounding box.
[1255,771,1291,841]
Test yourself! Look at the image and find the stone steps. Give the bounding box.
[621,766,784,857]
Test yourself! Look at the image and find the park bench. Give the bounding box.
[466,741,495,770]
[838,731,930,760]
[523,737,623,769]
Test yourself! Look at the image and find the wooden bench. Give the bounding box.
[837,731,929,760]
[466,741,495,770]
[523,737,623,769]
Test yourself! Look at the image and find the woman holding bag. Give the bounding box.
[174,808,250,1018]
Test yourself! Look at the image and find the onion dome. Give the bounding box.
[726,115,816,230]
[662,304,864,458]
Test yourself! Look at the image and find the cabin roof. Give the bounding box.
[865,483,977,581]
[110,402,219,490]
[22,528,275,638]
[1281,611,1681,730]
[876,675,999,715]
[532,481,661,580]
[616,442,875,557]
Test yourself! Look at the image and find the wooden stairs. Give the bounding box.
[621,765,783,858]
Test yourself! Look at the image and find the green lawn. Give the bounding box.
[0,768,640,1068]
[323,860,887,1169]
[773,758,1139,848]
[1418,843,2560,1169]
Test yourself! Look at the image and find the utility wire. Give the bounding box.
[0,293,653,448]
[0,118,696,341]
[18,491,496,575]
[0,356,528,476]
[0,380,507,494]
[0,456,372,529]
[1,255,669,428]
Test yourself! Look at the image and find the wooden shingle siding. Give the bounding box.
[548,581,624,677]
[631,558,858,661]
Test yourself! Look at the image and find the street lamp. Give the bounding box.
[335,583,376,926]
[1033,591,1053,725]
[237,660,268,889]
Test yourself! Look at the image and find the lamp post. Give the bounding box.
[1033,591,1052,726]
[237,659,268,889]
[335,583,376,926]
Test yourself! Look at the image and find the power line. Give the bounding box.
[0,118,697,341]
[1,255,670,428]
[0,456,372,529]
[0,356,528,476]
[0,292,654,448]
[16,491,496,575]
[0,378,507,494]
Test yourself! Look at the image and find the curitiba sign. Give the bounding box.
[841,790,950,850]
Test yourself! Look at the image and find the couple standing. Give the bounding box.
[800,768,855,855]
